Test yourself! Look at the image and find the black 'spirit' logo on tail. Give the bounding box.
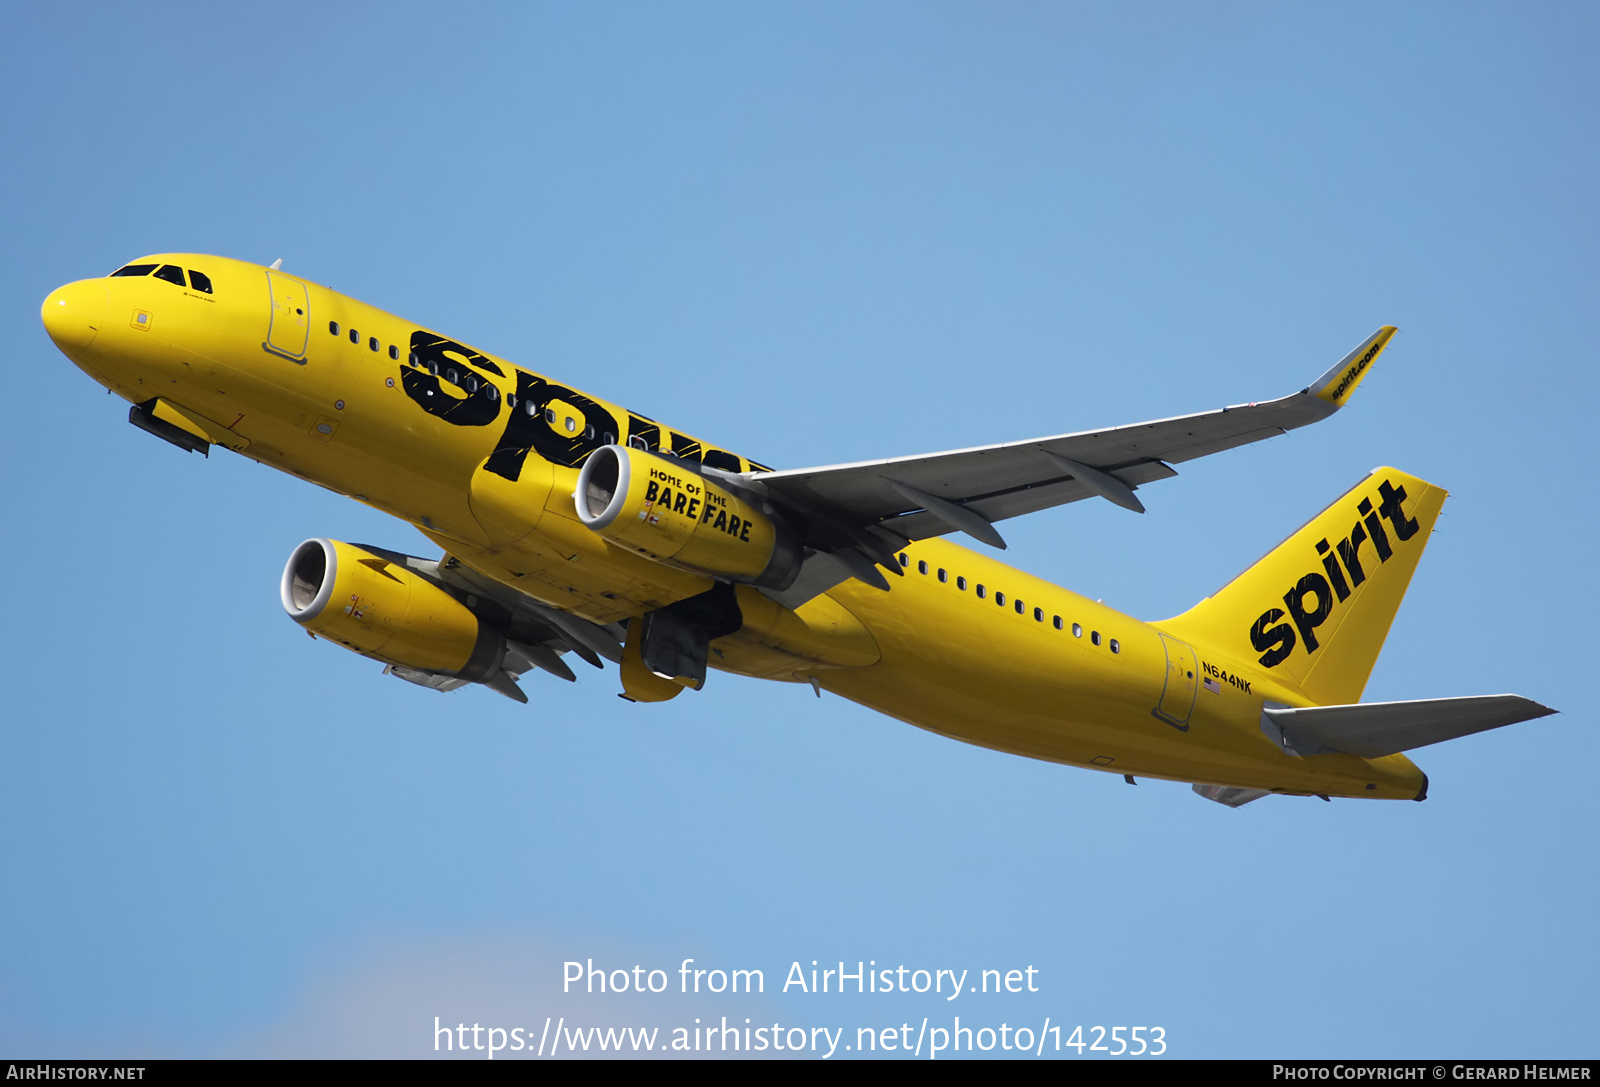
[1250,480,1420,668]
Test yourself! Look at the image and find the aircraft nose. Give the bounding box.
[42,279,109,354]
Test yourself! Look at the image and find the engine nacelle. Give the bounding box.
[281,539,500,678]
[574,445,802,590]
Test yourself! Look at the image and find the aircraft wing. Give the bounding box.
[743,327,1396,603]
[753,327,1394,545]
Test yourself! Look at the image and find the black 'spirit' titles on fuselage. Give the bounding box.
[1328,339,1383,402]
[485,369,621,480]
[402,332,501,428]
[392,330,751,483]
[1249,479,1421,669]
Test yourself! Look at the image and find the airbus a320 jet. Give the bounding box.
[41,254,1554,806]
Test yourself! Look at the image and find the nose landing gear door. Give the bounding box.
[264,270,310,362]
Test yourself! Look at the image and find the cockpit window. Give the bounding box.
[187,269,214,294]
[153,264,186,286]
[110,264,158,278]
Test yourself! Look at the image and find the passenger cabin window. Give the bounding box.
[1091,631,1102,646]
[187,270,214,294]
[1072,623,1083,637]
[937,569,947,583]
[330,322,340,335]
[703,449,743,473]
[917,560,928,575]
[1053,616,1063,630]
[957,577,967,590]
[153,264,186,286]
[995,592,1006,606]
[110,264,158,277]
[976,584,986,599]
[1110,639,1121,654]
[368,337,379,352]
[389,345,399,360]
[349,329,359,343]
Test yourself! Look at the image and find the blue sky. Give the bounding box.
[2,1,1595,1059]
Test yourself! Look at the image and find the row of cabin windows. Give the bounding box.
[900,553,1120,653]
[111,263,214,294]
[328,321,401,360]
[324,320,705,453]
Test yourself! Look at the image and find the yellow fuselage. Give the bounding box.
[42,254,1426,800]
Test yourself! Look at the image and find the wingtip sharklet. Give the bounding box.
[1306,326,1398,409]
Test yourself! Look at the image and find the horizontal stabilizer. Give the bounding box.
[1264,695,1556,759]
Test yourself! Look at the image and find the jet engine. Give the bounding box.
[574,445,802,590]
[280,538,530,698]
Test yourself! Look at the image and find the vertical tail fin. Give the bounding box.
[1159,468,1447,706]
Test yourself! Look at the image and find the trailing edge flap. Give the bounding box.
[747,328,1398,546]
[1264,695,1557,759]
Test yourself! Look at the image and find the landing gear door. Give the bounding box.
[264,270,310,361]
[1154,632,1199,730]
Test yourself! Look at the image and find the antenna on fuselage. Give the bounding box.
[269,258,283,270]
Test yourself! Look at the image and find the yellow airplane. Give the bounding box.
[41,253,1555,806]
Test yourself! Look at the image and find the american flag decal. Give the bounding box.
[1203,676,1222,694]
